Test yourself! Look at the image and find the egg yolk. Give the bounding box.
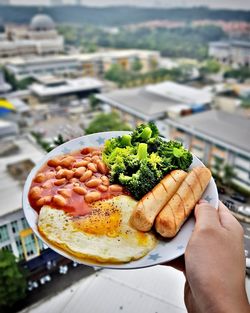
[73,201,121,237]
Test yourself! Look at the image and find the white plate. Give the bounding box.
[23,131,218,269]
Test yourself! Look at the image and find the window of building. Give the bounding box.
[11,220,19,234]
[15,238,24,259]
[0,225,9,243]
[24,234,37,257]
[2,244,12,252]
[21,217,29,229]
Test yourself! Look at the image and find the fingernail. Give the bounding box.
[198,199,208,204]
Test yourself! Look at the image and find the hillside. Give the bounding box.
[0,5,250,26]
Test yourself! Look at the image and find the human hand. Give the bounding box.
[166,201,250,313]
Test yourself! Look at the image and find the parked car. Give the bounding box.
[230,194,247,203]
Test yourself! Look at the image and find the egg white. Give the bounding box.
[38,195,157,263]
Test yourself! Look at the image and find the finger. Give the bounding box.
[194,201,221,230]
[164,255,185,272]
[218,201,242,231]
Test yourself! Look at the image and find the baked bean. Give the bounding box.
[101,175,110,186]
[80,170,93,182]
[56,166,62,171]
[34,173,46,183]
[81,147,97,155]
[87,163,97,172]
[52,194,67,207]
[98,184,108,192]
[36,196,52,207]
[74,160,88,167]
[84,157,91,162]
[47,158,61,167]
[60,156,75,168]
[91,155,100,162]
[46,172,55,180]
[54,178,66,186]
[96,160,108,174]
[69,178,78,184]
[30,186,42,200]
[92,150,101,156]
[73,186,87,195]
[74,167,86,177]
[85,191,101,203]
[109,184,123,192]
[85,178,102,188]
[58,189,71,198]
[42,180,53,189]
[56,169,74,180]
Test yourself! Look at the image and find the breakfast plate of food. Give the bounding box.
[23,123,218,269]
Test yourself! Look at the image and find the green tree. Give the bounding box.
[132,58,143,72]
[85,112,131,134]
[0,250,26,307]
[223,164,235,186]
[200,59,221,75]
[213,156,223,177]
[88,94,100,110]
[104,64,125,82]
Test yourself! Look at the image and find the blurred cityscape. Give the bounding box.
[0,1,250,312]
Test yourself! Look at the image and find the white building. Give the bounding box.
[0,14,64,57]
[4,49,160,80]
[0,135,46,260]
[209,40,250,67]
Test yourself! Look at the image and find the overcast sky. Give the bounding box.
[8,0,250,10]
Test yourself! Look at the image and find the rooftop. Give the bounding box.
[209,40,250,49]
[168,110,250,156]
[97,82,212,121]
[29,77,103,98]
[0,136,44,217]
[97,87,184,121]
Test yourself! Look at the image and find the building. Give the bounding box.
[209,40,250,67]
[4,49,160,81]
[97,81,212,126]
[0,135,46,259]
[167,110,250,191]
[29,76,103,103]
[0,14,64,58]
[0,70,11,94]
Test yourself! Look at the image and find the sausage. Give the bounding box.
[129,170,188,232]
[155,167,211,238]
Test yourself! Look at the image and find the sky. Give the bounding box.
[7,0,250,10]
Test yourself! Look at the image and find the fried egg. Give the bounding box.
[38,195,157,263]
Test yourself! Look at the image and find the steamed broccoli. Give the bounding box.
[119,161,159,200]
[131,122,159,144]
[102,123,193,200]
[159,140,193,170]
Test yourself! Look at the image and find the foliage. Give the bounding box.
[200,59,221,75]
[240,98,250,108]
[88,94,100,110]
[85,112,131,135]
[222,164,235,186]
[131,58,143,72]
[104,65,188,87]
[224,67,250,81]
[31,131,66,152]
[3,68,33,91]
[1,5,250,27]
[0,250,26,307]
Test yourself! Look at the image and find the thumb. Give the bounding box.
[194,200,220,230]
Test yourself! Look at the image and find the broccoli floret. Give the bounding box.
[131,122,159,144]
[137,143,148,161]
[119,161,159,200]
[160,140,193,170]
